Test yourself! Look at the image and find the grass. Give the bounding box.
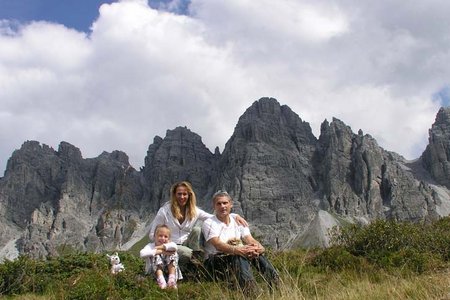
[1,251,448,300]
[1,217,450,299]
[6,273,450,300]
[127,234,150,257]
[296,268,450,300]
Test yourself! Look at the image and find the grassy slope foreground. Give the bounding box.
[1,218,450,299]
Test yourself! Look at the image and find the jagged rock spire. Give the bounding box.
[422,107,450,188]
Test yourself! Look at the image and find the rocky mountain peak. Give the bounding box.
[143,126,218,209]
[234,97,316,146]
[421,107,450,188]
[434,107,450,126]
[144,126,205,167]
[317,117,354,154]
[98,150,130,166]
[57,141,82,162]
[5,141,57,174]
[216,98,319,247]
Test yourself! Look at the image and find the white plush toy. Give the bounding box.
[106,252,125,275]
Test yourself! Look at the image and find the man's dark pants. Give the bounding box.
[204,253,278,290]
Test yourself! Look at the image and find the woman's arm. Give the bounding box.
[197,206,248,227]
[196,207,213,221]
[232,214,249,227]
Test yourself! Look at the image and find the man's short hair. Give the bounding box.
[212,190,232,202]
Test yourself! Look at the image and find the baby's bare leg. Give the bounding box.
[155,266,166,289]
[155,267,164,277]
[167,261,176,275]
[167,261,177,288]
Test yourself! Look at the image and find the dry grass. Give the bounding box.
[268,267,450,300]
[4,268,450,300]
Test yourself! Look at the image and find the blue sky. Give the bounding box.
[434,86,450,107]
[0,0,449,173]
[0,0,189,32]
[0,0,116,32]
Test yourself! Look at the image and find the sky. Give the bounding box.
[0,0,449,174]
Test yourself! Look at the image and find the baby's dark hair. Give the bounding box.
[154,224,171,237]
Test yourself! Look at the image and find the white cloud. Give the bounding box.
[1,0,449,173]
[190,0,349,43]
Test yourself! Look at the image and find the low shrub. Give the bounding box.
[0,251,146,298]
[329,216,450,273]
[0,255,38,295]
[311,246,367,272]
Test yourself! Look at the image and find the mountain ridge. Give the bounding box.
[1,97,449,260]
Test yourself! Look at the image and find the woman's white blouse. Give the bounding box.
[149,202,212,244]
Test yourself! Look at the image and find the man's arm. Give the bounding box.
[208,236,258,257]
[208,237,236,254]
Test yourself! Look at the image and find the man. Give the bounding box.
[202,190,279,294]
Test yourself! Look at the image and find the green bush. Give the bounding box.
[0,251,148,298]
[381,248,442,273]
[269,249,309,276]
[428,217,450,260]
[0,255,36,295]
[328,217,450,273]
[334,220,421,255]
[65,270,111,300]
[311,246,367,272]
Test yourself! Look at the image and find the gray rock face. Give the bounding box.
[0,98,449,259]
[142,126,219,210]
[314,118,440,223]
[1,141,143,258]
[422,107,450,188]
[215,98,318,248]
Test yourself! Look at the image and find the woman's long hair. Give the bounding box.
[170,181,197,221]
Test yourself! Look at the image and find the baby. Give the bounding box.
[140,224,183,289]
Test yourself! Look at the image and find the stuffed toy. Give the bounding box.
[106,252,125,274]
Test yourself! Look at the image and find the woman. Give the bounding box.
[149,181,247,266]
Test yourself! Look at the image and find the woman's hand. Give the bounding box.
[234,214,249,227]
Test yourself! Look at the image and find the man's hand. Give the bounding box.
[241,235,265,257]
[250,242,265,255]
[235,244,262,259]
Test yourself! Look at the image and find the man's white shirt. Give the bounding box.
[202,215,251,256]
